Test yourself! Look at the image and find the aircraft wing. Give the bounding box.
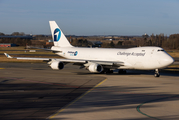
[4,53,124,65]
[4,53,86,63]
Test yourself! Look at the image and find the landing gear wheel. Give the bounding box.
[154,73,160,77]
[106,70,113,74]
[118,69,126,74]
[110,70,113,73]
[154,69,160,77]
[104,69,113,74]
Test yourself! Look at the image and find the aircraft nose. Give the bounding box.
[160,55,174,66]
[169,57,175,65]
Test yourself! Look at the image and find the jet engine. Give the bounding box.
[88,63,103,73]
[50,61,64,70]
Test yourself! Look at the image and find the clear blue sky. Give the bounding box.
[0,0,179,36]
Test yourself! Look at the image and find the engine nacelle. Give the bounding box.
[50,61,64,70]
[88,63,103,73]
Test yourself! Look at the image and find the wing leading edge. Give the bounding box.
[4,53,124,66]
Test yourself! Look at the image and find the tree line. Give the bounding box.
[0,37,31,46]
[130,34,178,49]
[70,34,179,50]
[0,32,25,36]
[103,34,179,50]
[0,32,179,50]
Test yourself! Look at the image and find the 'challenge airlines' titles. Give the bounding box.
[117,52,145,56]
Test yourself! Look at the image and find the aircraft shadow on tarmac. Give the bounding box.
[0,79,93,120]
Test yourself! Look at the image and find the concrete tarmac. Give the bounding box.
[49,68,179,120]
[0,63,105,120]
[1,63,179,120]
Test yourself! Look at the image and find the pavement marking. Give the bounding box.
[48,78,108,119]
[0,68,5,69]
[137,102,161,120]
[136,95,179,120]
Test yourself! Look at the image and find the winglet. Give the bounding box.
[4,53,13,58]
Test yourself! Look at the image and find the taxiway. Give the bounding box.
[0,62,179,120]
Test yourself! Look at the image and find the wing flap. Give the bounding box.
[88,60,124,66]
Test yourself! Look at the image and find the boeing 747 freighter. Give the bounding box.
[5,21,174,77]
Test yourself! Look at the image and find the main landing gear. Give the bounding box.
[102,69,127,74]
[154,69,160,77]
[102,68,160,77]
[101,68,113,74]
[118,69,127,74]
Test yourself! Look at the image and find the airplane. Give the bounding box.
[4,21,174,77]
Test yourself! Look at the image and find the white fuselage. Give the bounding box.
[51,46,174,70]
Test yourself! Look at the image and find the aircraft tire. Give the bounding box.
[154,73,160,77]
[118,69,126,74]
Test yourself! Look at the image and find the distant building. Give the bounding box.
[0,43,17,47]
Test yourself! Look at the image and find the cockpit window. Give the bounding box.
[157,49,164,52]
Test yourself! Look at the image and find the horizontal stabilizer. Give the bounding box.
[4,53,13,58]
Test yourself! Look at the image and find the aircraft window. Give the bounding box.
[157,49,164,52]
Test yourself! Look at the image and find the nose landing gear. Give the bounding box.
[154,69,160,77]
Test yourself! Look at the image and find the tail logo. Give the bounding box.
[54,28,61,42]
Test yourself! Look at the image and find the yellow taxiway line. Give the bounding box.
[48,78,107,119]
